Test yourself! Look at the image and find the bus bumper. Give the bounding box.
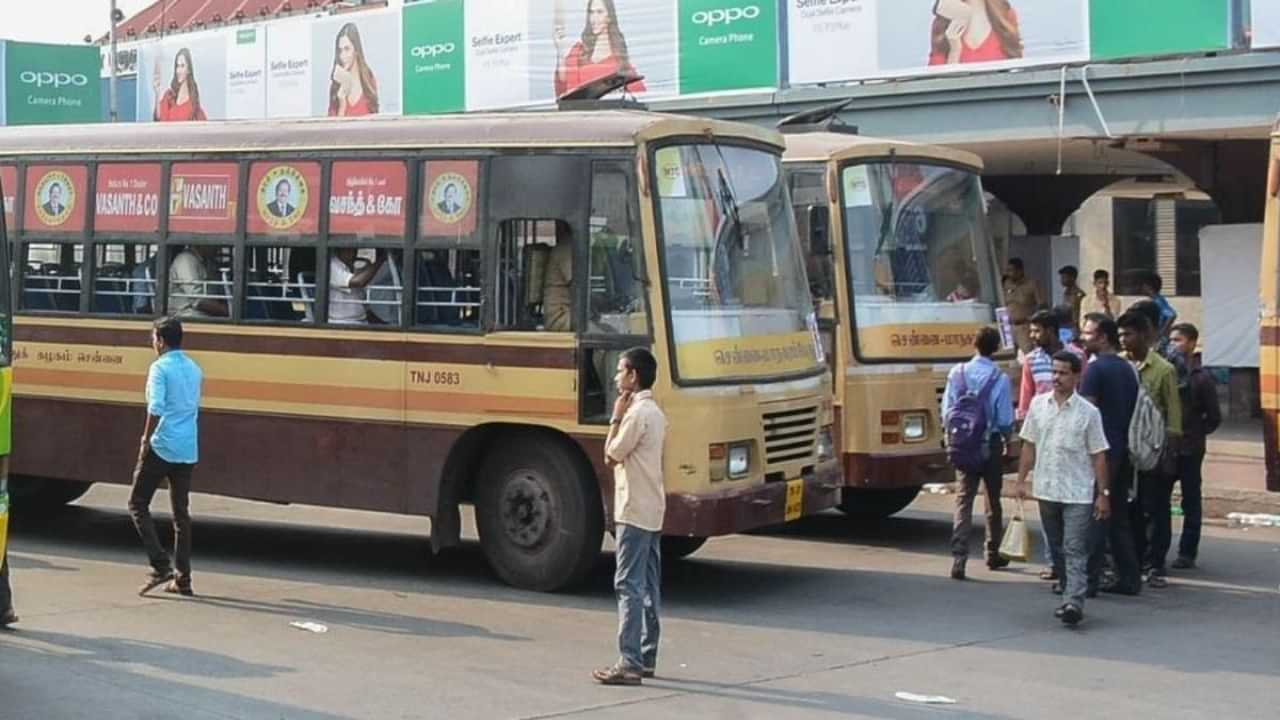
[662,459,842,537]
[843,449,953,490]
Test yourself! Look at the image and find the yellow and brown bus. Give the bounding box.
[1261,118,1280,493]
[0,111,840,590]
[781,117,1011,519]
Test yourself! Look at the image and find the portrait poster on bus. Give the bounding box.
[168,162,239,235]
[95,164,163,234]
[0,166,15,237]
[265,19,314,118]
[137,34,227,122]
[420,160,479,238]
[329,161,408,236]
[247,162,322,236]
[311,9,403,118]
[24,164,87,233]
[787,0,1088,86]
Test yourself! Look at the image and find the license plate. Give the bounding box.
[785,479,803,522]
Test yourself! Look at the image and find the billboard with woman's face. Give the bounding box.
[546,0,677,100]
[137,35,227,122]
[311,11,403,117]
[789,0,1088,86]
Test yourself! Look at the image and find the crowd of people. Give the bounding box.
[945,263,1220,626]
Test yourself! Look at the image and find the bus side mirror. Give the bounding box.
[807,205,831,255]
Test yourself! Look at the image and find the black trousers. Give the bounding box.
[0,552,11,613]
[128,449,195,580]
[1089,454,1141,591]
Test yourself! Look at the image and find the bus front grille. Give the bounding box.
[762,405,819,468]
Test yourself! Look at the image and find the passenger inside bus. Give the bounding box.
[329,247,387,324]
[168,245,229,318]
[542,221,574,332]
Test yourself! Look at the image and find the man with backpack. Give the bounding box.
[943,327,1014,580]
[1079,313,1143,596]
[1118,310,1182,589]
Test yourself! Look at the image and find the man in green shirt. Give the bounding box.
[1117,310,1181,589]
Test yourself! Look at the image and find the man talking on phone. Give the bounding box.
[593,347,667,686]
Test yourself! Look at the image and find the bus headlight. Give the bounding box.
[728,443,751,478]
[817,426,835,462]
[902,413,927,442]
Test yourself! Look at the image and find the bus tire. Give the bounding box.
[7,476,93,513]
[475,435,603,592]
[837,486,921,520]
[661,536,707,561]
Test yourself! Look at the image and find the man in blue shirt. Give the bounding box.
[943,327,1014,580]
[130,317,204,597]
[1079,313,1142,596]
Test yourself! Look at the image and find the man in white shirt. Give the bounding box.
[1016,350,1111,626]
[329,248,386,324]
[168,246,228,318]
[593,347,667,686]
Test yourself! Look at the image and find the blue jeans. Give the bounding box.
[1039,501,1093,610]
[615,524,661,672]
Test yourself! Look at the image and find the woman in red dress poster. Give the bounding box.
[328,23,380,117]
[554,0,647,98]
[928,0,1024,66]
[152,48,207,122]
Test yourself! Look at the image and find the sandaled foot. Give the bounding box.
[1039,567,1057,581]
[163,580,194,597]
[592,663,642,686]
[138,570,175,597]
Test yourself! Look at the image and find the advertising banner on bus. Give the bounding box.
[24,164,88,233]
[168,162,239,235]
[3,42,101,126]
[95,163,163,234]
[330,161,408,236]
[0,165,15,237]
[247,161,323,236]
[788,0,1088,86]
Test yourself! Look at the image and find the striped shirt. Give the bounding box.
[1017,344,1086,420]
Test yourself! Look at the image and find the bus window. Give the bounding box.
[91,243,157,315]
[495,219,571,331]
[415,248,480,329]
[789,169,834,302]
[245,246,312,323]
[22,242,83,312]
[324,247,403,326]
[166,244,232,319]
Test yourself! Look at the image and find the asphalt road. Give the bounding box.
[2,486,1277,720]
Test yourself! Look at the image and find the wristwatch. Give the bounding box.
[1100,488,1111,497]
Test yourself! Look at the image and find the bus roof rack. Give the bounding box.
[557,72,648,112]
[777,99,858,135]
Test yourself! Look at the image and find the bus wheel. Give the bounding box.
[7,476,93,513]
[661,536,707,561]
[838,486,921,520]
[476,437,603,592]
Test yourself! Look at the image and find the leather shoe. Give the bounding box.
[987,555,1010,570]
[950,557,966,580]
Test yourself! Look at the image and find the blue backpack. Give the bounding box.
[945,363,1002,473]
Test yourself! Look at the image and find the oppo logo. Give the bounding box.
[19,70,89,88]
[692,5,760,26]
[411,43,456,59]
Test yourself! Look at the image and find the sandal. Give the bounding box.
[1039,567,1058,581]
[592,664,642,686]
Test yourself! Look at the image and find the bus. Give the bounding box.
[0,173,11,563]
[0,111,840,591]
[1262,118,1280,493]
[781,113,1010,519]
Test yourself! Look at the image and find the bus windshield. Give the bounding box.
[652,143,822,383]
[841,161,998,360]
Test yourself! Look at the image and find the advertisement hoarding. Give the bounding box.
[1252,0,1280,49]
[1090,0,1228,59]
[4,42,102,125]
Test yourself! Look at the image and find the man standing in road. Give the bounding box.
[1118,310,1181,589]
[1003,258,1042,352]
[594,347,667,686]
[1168,323,1221,571]
[1079,313,1142,596]
[131,317,204,597]
[1017,352,1111,626]
[943,327,1014,580]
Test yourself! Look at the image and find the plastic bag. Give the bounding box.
[998,499,1030,561]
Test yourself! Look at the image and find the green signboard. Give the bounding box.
[403,0,466,115]
[4,42,101,126]
[679,0,778,94]
[1090,0,1229,60]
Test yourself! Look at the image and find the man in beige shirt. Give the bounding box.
[1080,269,1116,319]
[593,347,667,686]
